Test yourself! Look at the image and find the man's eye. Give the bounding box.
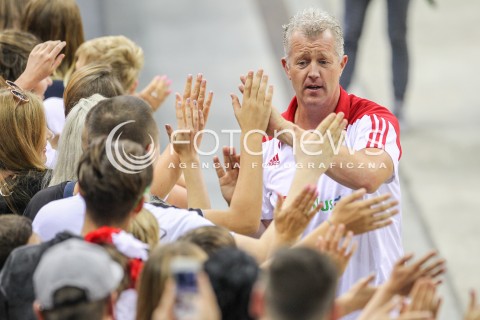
[319,60,329,65]
[297,60,307,67]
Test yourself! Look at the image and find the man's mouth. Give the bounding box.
[305,85,323,91]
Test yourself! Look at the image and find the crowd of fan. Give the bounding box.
[0,0,478,320]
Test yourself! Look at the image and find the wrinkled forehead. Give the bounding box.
[286,29,338,58]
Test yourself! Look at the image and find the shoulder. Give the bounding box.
[346,93,398,128]
[24,181,69,220]
[34,195,85,225]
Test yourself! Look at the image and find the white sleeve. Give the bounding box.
[348,114,401,180]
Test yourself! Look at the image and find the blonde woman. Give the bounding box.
[0,78,49,214]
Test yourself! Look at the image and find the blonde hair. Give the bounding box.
[0,80,47,213]
[128,208,160,251]
[75,36,144,92]
[63,64,123,117]
[136,242,207,320]
[0,85,46,171]
[21,0,85,80]
[48,94,106,186]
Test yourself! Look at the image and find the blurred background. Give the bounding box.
[77,0,480,318]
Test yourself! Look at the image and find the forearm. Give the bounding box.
[180,155,211,209]
[335,296,356,318]
[325,147,393,193]
[150,145,182,199]
[204,133,263,234]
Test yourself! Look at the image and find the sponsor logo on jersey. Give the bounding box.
[267,153,280,166]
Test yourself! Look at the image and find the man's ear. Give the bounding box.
[281,58,291,80]
[33,301,44,320]
[249,281,266,319]
[129,79,139,94]
[340,55,348,73]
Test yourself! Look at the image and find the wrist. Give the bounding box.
[179,153,200,163]
[14,74,37,91]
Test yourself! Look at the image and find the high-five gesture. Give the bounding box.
[330,189,399,235]
[316,224,358,277]
[166,98,204,161]
[231,70,273,132]
[181,73,214,125]
[293,112,346,168]
[164,84,210,209]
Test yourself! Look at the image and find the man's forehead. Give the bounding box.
[288,30,336,55]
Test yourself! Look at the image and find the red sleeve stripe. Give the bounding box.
[367,115,389,148]
[381,119,390,149]
[367,115,376,148]
[374,115,384,148]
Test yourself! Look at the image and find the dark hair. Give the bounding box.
[204,248,259,320]
[63,64,124,117]
[41,287,108,320]
[85,95,159,149]
[266,247,337,320]
[21,0,85,79]
[0,215,32,269]
[77,137,153,227]
[178,226,236,257]
[0,29,39,80]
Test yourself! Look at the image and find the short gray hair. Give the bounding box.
[47,94,106,186]
[282,8,344,59]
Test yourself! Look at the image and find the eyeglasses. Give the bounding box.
[5,80,30,103]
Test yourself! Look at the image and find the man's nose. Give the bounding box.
[307,62,320,79]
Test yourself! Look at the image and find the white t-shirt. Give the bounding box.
[43,97,65,135]
[262,90,403,302]
[32,195,213,242]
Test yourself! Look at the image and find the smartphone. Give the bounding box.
[170,257,201,320]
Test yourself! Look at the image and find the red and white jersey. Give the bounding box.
[262,88,403,297]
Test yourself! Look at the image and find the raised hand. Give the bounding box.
[213,146,240,205]
[337,274,376,316]
[231,70,273,133]
[329,189,399,235]
[292,112,347,169]
[316,224,358,276]
[239,74,288,138]
[181,73,214,124]
[465,290,480,320]
[363,296,433,320]
[137,75,171,111]
[402,278,442,319]
[385,251,446,296]
[166,97,204,161]
[274,185,318,243]
[15,40,66,90]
